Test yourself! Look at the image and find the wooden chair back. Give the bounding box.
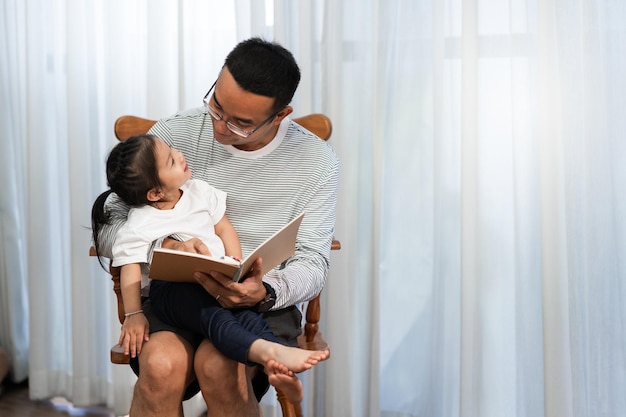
[92,113,337,417]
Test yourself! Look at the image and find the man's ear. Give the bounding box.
[274,106,293,125]
[147,188,162,202]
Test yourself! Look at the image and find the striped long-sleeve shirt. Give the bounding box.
[99,106,339,310]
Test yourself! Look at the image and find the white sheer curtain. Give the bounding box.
[321,0,626,417]
[2,0,625,416]
[0,0,241,415]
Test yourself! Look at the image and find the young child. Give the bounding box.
[91,134,328,403]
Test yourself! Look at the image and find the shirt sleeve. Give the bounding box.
[192,179,227,224]
[264,155,339,310]
[111,224,152,267]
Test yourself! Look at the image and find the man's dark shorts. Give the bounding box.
[129,297,302,401]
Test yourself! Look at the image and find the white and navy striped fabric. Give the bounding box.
[100,106,339,310]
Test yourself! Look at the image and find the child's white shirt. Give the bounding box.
[112,178,227,292]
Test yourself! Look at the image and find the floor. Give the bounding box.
[0,380,116,417]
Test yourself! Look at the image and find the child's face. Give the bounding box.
[154,139,192,191]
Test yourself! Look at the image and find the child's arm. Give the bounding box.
[119,263,149,358]
[214,215,242,260]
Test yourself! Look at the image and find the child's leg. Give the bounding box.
[246,338,329,373]
[149,280,215,333]
[265,360,304,404]
[149,280,329,371]
[200,307,275,364]
[150,280,277,363]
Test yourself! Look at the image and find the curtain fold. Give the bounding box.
[0,0,30,385]
[1,1,625,416]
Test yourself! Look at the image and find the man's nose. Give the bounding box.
[213,119,231,135]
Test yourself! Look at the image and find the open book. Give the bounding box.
[149,212,305,283]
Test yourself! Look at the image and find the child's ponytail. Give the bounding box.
[91,189,114,269]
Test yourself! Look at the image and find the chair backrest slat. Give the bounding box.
[114,114,332,142]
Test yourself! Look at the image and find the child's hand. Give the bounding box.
[164,237,211,255]
[118,313,150,358]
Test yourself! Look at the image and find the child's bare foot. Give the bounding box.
[266,360,303,404]
[249,339,330,373]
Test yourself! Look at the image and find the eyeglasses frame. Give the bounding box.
[202,81,280,138]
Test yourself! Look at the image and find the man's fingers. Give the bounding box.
[239,257,263,283]
[194,271,218,292]
[194,271,233,307]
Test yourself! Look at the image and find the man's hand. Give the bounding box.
[193,257,266,308]
[163,237,211,255]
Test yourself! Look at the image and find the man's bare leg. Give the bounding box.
[195,339,259,417]
[129,331,196,417]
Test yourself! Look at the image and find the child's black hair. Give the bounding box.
[91,134,161,267]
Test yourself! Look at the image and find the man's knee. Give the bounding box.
[195,340,255,397]
[194,341,259,415]
[194,341,237,382]
[136,333,194,394]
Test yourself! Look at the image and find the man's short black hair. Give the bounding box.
[224,37,301,112]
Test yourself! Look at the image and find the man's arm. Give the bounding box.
[265,157,339,309]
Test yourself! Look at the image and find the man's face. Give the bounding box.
[206,68,284,151]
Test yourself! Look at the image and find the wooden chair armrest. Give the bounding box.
[110,344,130,364]
[295,237,340,352]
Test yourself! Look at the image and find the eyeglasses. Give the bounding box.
[202,81,279,138]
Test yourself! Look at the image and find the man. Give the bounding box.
[100,37,338,416]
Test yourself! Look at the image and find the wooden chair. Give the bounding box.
[91,113,338,417]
